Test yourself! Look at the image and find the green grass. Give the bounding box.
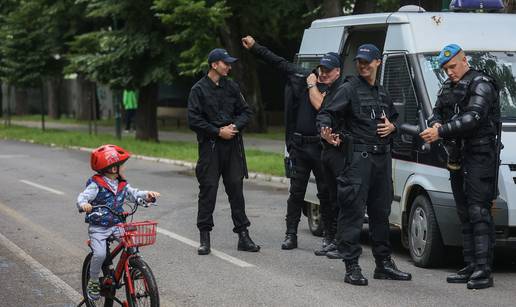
[9,114,114,126]
[9,115,285,140]
[0,125,285,177]
[247,126,284,141]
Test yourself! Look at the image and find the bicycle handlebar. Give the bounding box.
[80,197,157,219]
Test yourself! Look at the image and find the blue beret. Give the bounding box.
[437,44,462,68]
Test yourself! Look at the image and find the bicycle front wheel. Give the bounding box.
[81,252,115,307]
[125,257,159,307]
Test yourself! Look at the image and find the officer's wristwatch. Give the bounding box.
[307,84,316,89]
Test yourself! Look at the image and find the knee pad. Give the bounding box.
[468,205,492,224]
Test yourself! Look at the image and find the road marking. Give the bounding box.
[20,179,65,195]
[157,227,256,268]
[0,154,29,158]
[0,231,83,303]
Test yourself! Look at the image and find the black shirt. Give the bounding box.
[294,90,319,136]
[317,75,398,145]
[187,75,253,140]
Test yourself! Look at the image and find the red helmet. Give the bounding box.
[90,144,131,172]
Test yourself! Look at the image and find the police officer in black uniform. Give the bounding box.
[188,48,260,255]
[420,44,500,290]
[317,44,412,286]
[241,36,338,253]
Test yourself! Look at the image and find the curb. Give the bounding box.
[2,137,289,186]
[71,146,289,186]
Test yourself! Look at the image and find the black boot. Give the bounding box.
[314,238,337,256]
[374,256,412,281]
[344,260,368,286]
[281,234,297,250]
[238,230,260,252]
[326,248,344,259]
[197,231,210,255]
[447,263,475,283]
[467,265,493,290]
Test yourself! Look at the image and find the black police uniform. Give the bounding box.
[187,75,254,234]
[319,77,349,246]
[249,43,335,248]
[317,75,411,285]
[429,69,500,289]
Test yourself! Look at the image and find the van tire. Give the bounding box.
[306,202,324,237]
[408,195,445,267]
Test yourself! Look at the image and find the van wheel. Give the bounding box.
[408,195,444,267]
[306,202,324,237]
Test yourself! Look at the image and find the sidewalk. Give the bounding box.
[11,120,285,154]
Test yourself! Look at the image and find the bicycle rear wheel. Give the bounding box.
[81,252,115,307]
[125,257,159,307]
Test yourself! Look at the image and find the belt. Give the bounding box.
[292,133,320,145]
[353,144,390,154]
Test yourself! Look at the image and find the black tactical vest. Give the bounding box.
[438,70,499,140]
[344,76,393,145]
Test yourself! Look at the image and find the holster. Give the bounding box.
[284,156,296,178]
[236,134,249,179]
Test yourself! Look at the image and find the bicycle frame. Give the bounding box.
[104,238,139,297]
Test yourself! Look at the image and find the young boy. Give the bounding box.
[77,144,160,300]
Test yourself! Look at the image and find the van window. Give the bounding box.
[420,51,516,121]
[341,27,387,75]
[295,56,321,71]
[382,53,419,156]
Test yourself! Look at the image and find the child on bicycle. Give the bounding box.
[77,144,160,301]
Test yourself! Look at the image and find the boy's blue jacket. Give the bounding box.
[85,174,128,227]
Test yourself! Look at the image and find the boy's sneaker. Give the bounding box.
[87,280,101,301]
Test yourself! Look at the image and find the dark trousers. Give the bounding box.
[450,147,496,267]
[285,147,331,234]
[320,147,344,238]
[124,109,136,131]
[336,151,392,261]
[195,138,250,233]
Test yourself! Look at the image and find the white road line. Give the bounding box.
[20,179,65,195]
[157,227,256,268]
[0,154,29,158]
[0,231,83,303]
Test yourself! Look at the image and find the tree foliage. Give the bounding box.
[0,0,57,86]
[67,0,175,89]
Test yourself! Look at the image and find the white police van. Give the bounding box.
[298,4,516,267]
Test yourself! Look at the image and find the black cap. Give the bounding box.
[208,48,238,65]
[318,52,341,70]
[354,44,381,62]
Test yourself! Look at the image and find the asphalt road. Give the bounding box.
[1,140,515,307]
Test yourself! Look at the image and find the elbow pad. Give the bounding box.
[439,112,480,137]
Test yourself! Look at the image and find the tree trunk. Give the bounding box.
[76,75,96,120]
[14,87,29,115]
[219,19,267,132]
[135,83,159,142]
[322,0,342,17]
[46,77,61,119]
[77,75,91,120]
